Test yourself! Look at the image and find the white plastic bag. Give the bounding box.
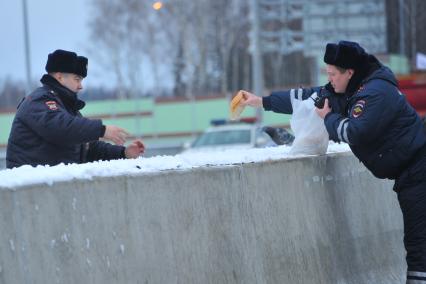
[289,89,329,155]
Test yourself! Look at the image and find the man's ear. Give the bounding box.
[55,72,64,82]
[50,72,61,82]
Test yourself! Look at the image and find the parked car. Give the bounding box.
[182,118,293,154]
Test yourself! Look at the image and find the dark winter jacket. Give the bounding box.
[6,75,125,168]
[262,58,426,180]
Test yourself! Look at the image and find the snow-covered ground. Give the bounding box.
[0,142,350,189]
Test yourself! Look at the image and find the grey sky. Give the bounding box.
[0,0,112,87]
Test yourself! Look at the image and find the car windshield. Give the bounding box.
[192,129,251,147]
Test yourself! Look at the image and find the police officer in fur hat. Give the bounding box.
[238,40,426,282]
[6,49,145,168]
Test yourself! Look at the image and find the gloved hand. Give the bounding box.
[313,83,334,108]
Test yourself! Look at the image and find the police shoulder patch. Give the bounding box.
[352,100,366,118]
[45,100,58,111]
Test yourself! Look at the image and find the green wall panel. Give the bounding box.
[81,98,153,116]
[0,96,292,146]
[0,114,14,144]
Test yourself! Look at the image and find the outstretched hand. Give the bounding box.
[103,125,130,145]
[238,90,263,108]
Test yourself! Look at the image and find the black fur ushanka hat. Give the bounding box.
[324,41,368,70]
[45,49,88,78]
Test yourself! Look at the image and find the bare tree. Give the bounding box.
[0,78,26,110]
[88,0,253,97]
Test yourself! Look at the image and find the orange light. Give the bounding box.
[152,1,163,10]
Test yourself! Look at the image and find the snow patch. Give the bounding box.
[0,143,351,188]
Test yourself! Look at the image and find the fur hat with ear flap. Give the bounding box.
[45,49,88,78]
[323,41,368,70]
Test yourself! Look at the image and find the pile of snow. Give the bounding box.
[0,142,350,189]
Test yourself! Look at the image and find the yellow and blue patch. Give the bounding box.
[352,100,366,118]
[45,100,58,111]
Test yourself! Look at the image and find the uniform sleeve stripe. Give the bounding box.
[297,88,303,100]
[337,118,349,143]
[342,122,350,144]
[408,271,426,278]
[290,89,295,100]
[407,280,426,284]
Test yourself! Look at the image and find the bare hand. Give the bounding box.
[103,125,129,145]
[238,90,263,108]
[125,140,145,158]
[315,98,332,119]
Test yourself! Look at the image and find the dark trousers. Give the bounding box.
[396,155,426,283]
[398,180,426,283]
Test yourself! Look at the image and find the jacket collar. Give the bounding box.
[345,55,381,96]
[40,74,85,111]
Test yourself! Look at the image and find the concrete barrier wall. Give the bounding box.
[0,153,405,284]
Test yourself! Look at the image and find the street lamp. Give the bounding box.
[249,0,264,123]
[22,0,32,92]
[152,1,163,11]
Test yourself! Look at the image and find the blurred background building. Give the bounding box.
[256,0,426,85]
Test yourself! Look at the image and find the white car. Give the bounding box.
[182,121,278,154]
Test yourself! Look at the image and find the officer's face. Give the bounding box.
[58,73,83,93]
[326,65,353,93]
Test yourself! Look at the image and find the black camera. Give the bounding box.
[313,92,331,108]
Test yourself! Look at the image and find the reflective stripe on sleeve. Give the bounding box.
[407,280,426,284]
[297,88,303,100]
[290,89,295,100]
[407,271,426,283]
[337,118,349,143]
[408,272,426,278]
